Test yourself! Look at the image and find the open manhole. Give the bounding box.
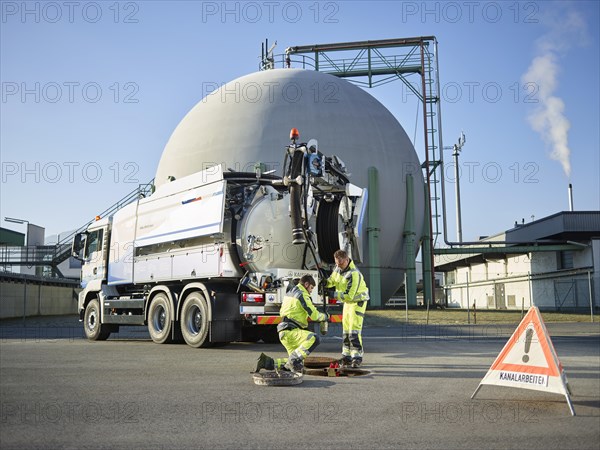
[304,356,338,369]
[305,368,371,377]
[252,371,303,386]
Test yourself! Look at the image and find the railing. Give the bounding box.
[0,180,154,273]
[261,53,423,78]
[0,245,67,265]
[55,179,154,250]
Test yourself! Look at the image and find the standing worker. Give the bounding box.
[326,249,369,368]
[254,275,327,374]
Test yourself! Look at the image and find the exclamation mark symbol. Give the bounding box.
[522,328,533,363]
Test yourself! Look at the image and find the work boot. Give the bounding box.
[351,358,362,368]
[339,357,352,368]
[254,353,274,373]
[285,360,304,375]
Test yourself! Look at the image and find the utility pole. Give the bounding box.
[452,132,466,242]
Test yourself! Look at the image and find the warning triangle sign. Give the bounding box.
[471,307,575,416]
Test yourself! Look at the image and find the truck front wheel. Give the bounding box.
[148,293,173,344]
[84,298,111,341]
[180,291,211,348]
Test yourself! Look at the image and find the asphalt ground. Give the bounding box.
[1,316,599,449]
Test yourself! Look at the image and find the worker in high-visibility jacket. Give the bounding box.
[326,249,369,368]
[254,274,327,374]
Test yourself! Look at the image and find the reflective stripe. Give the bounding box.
[293,285,313,315]
[356,311,365,317]
[257,316,282,325]
[284,316,304,328]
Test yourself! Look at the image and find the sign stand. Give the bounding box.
[471,307,575,416]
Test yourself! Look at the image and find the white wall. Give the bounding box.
[442,244,597,310]
[0,280,79,319]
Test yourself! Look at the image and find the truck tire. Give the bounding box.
[147,293,173,344]
[84,298,111,341]
[180,291,211,348]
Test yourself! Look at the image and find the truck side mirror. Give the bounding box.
[72,233,86,261]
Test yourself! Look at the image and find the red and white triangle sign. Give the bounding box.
[471,307,575,416]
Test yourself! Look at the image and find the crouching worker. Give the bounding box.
[255,275,327,374]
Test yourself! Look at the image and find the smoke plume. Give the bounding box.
[522,9,587,178]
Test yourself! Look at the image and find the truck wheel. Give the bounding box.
[180,291,211,348]
[148,293,173,344]
[84,298,111,341]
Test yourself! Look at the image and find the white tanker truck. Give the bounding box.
[73,129,367,347]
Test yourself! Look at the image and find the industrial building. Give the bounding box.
[435,211,600,311]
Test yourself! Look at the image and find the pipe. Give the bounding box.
[367,167,382,307]
[404,174,417,307]
[453,145,463,242]
[289,150,306,245]
[285,36,437,55]
[422,181,433,307]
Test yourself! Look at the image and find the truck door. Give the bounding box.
[81,227,107,287]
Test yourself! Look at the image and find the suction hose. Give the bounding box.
[289,150,305,245]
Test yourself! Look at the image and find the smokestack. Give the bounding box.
[568,183,574,211]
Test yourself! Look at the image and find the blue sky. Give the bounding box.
[1,0,599,243]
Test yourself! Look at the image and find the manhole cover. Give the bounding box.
[304,356,338,368]
[305,368,371,377]
[252,371,303,386]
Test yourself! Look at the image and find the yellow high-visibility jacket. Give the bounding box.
[326,260,370,303]
[279,283,326,329]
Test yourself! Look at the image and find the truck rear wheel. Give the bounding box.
[180,291,211,348]
[148,293,173,344]
[84,298,111,341]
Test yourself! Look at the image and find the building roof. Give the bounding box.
[0,227,25,246]
[505,211,600,242]
[435,211,600,272]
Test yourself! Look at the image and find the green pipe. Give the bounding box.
[367,167,381,307]
[404,174,417,306]
[422,181,433,307]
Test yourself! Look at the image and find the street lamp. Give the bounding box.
[4,217,31,246]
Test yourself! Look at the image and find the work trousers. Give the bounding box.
[274,328,320,370]
[342,300,367,361]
